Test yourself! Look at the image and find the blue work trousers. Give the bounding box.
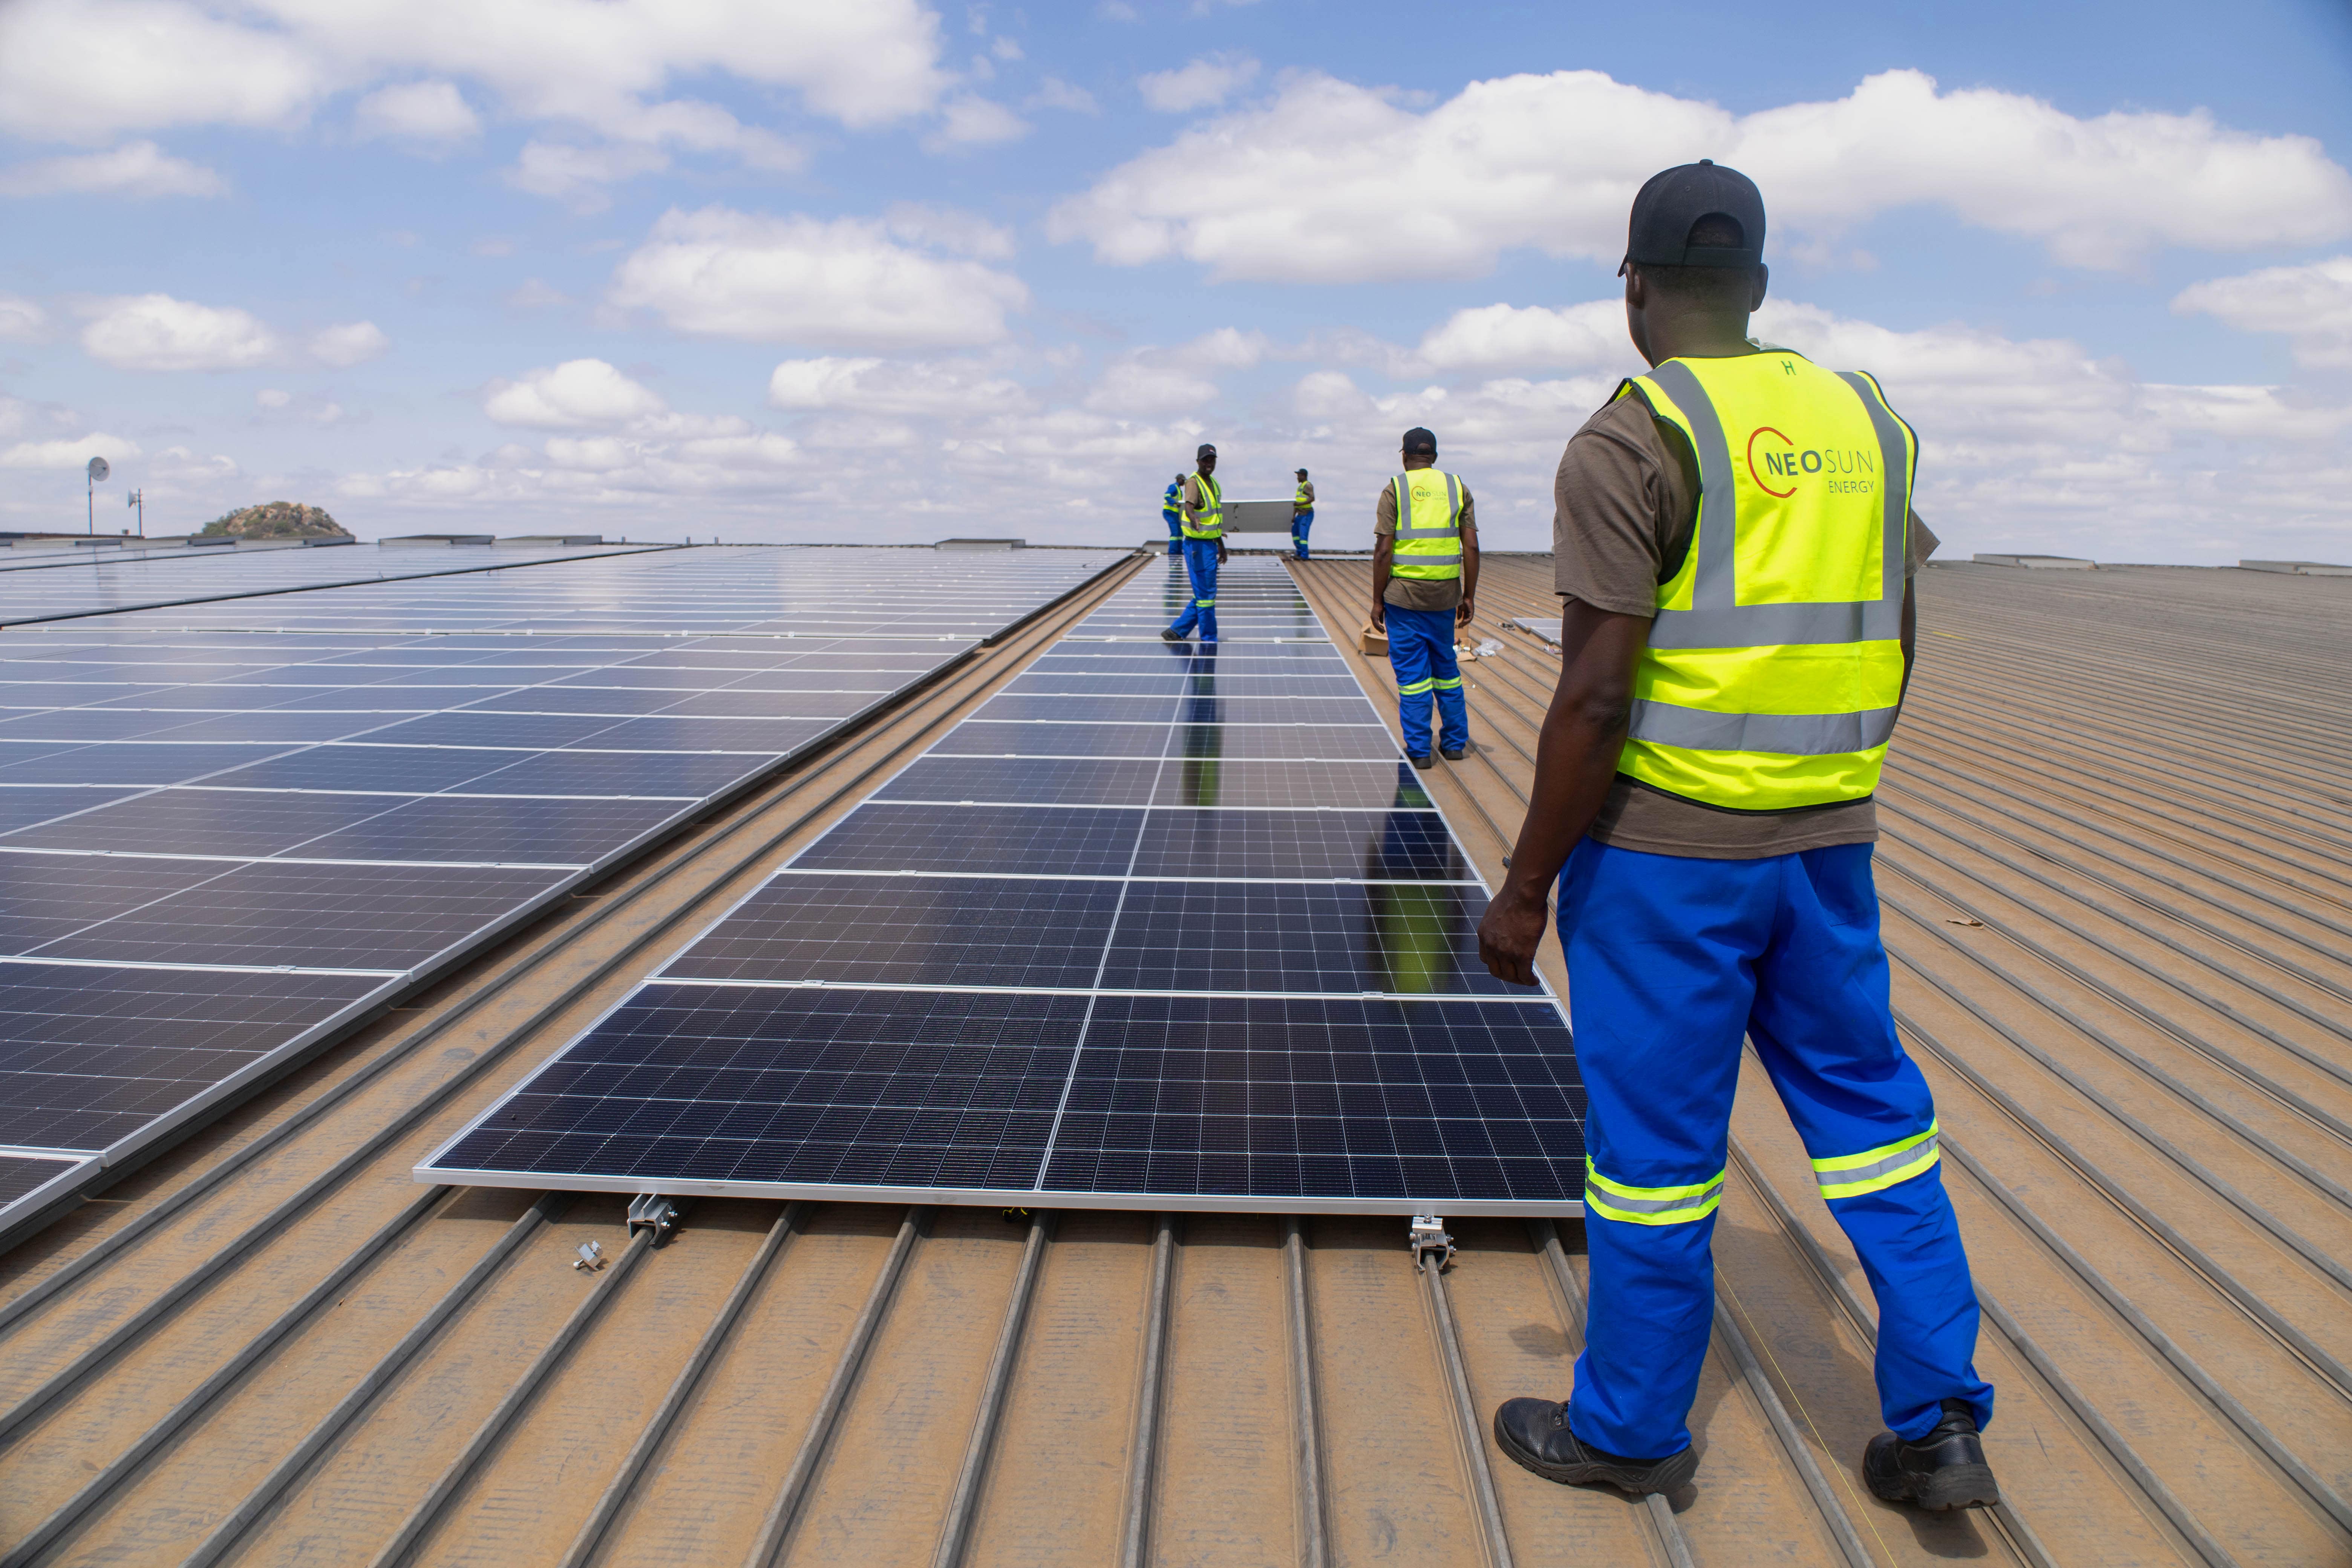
[1383,604,1465,757]
[1556,838,1993,1461]
[1164,509,1183,556]
[1291,508,1314,559]
[1167,539,1219,641]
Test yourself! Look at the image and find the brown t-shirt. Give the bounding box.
[1553,393,1939,860]
[1375,470,1476,612]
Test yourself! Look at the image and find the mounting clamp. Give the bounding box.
[1408,1214,1455,1269]
[628,1194,681,1245]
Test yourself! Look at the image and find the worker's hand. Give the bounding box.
[1456,596,1475,628]
[1216,542,1228,564]
[1369,603,1385,629]
[1476,885,1548,987]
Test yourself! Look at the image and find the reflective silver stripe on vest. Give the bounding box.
[1815,1131,1938,1194]
[1628,700,1900,755]
[1638,360,1907,651]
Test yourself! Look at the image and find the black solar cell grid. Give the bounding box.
[662,873,1126,989]
[418,553,1590,1214]
[792,803,1147,876]
[0,742,301,786]
[934,721,1176,758]
[0,852,236,952]
[0,962,385,1150]
[427,986,1092,1190]
[0,787,141,834]
[2,787,424,859]
[1037,995,1582,1204]
[875,756,1165,806]
[30,859,569,970]
[1101,881,1508,996]
[290,793,682,866]
[0,1154,83,1207]
[1130,808,1469,881]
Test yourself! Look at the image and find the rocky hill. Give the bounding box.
[199,502,352,540]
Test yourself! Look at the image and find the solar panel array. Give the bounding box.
[0,540,666,626]
[0,545,1126,1241]
[423,556,1588,1216]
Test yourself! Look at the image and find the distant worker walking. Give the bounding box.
[1162,472,1185,557]
[1163,443,1225,644]
[1478,160,1998,1514]
[1291,468,1315,560]
[1371,427,1476,769]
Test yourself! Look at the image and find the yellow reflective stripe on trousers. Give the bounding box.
[1583,1159,1725,1225]
[1432,676,1462,691]
[1399,677,1435,695]
[1812,1122,1940,1200]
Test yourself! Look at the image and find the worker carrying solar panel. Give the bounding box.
[1162,472,1185,557]
[1371,429,1479,769]
[1475,160,1999,1516]
[1162,443,1225,644]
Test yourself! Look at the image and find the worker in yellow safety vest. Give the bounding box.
[1479,160,1998,1516]
[1162,443,1226,643]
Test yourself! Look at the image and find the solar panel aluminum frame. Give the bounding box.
[0,548,1141,1252]
[416,558,1586,1219]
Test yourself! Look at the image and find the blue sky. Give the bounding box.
[2,0,2349,561]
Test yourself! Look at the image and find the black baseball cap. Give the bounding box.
[1401,427,1436,454]
[1620,159,1765,272]
[1295,467,1308,477]
[1196,443,1216,458]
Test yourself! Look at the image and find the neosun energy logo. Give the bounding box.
[1745,426,1877,499]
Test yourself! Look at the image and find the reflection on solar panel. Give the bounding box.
[0,544,1127,1243]
[0,540,668,625]
[423,557,1587,1215]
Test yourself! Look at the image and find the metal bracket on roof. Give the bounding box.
[627,1194,681,1246]
[1408,1214,1455,1270]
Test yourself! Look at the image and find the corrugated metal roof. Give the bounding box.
[1,552,2344,1567]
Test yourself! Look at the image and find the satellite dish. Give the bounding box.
[86,456,110,483]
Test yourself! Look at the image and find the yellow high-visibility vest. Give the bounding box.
[1181,473,1223,539]
[1615,351,1916,810]
[1389,468,1462,580]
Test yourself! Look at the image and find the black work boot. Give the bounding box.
[1863,1399,2000,1511]
[1440,746,1466,761]
[1160,628,1186,642]
[1492,1398,1698,1496]
[1407,753,1433,770]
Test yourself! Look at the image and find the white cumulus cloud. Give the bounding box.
[2173,256,2352,369]
[354,80,481,144]
[0,140,226,198]
[607,207,1031,349]
[923,95,1028,151]
[79,294,281,371]
[0,295,47,340]
[485,359,671,429]
[1416,300,1633,374]
[1137,53,1259,113]
[308,320,389,367]
[75,294,386,370]
[0,0,952,144]
[1052,67,2352,282]
[0,431,143,469]
[767,357,1027,416]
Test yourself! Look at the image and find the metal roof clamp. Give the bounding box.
[1408,1214,1455,1270]
[627,1193,682,1246]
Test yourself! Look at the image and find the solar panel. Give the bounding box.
[0,545,1130,1245]
[422,557,1587,1216]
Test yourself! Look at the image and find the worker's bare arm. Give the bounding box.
[1458,522,1479,628]
[1475,600,1650,985]
[1370,535,1394,626]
